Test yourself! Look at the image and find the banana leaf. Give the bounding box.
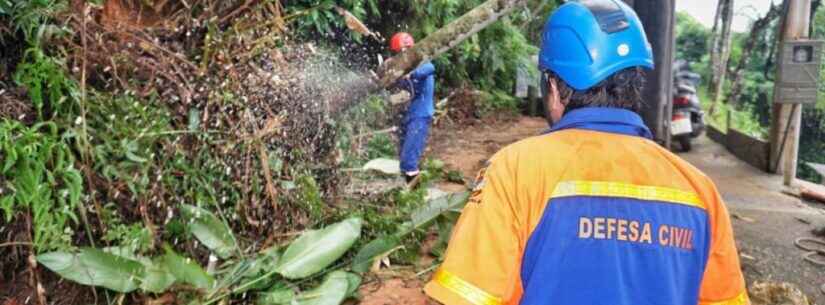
[160,245,214,289]
[276,218,362,279]
[256,271,356,305]
[181,204,238,259]
[37,248,144,293]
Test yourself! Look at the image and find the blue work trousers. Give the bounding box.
[399,116,433,174]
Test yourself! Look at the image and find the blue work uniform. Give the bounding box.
[398,62,436,174]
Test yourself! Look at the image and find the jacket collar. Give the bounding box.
[548,107,653,139]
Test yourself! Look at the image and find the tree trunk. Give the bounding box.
[764,40,774,79]
[707,0,735,116]
[332,0,528,113]
[726,3,781,106]
[707,0,723,81]
[374,0,528,88]
[810,0,822,35]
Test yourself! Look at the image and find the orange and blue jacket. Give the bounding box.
[424,107,748,305]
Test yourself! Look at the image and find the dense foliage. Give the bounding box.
[288,0,547,110]
[0,0,552,304]
[675,12,710,67]
[675,7,825,183]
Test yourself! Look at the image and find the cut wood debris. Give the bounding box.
[335,6,380,40]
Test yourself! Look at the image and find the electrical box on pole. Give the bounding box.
[775,39,824,104]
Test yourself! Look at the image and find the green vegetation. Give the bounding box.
[675,12,710,67]
[0,121,83,252]
[676,6,825,183]
[1,0,545,303]
[290,0,547,112]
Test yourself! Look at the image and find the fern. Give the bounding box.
[0,120,83,252]
[2,0,66,43]
[13,47,79,119]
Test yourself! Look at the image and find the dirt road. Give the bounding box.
[681,136,825,304]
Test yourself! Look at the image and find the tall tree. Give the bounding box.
[675,12,710,64]
[707,0,735,116]
[726,3,782,106]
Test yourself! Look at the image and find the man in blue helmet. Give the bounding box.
[424,1,748,304]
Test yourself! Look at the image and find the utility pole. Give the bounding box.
[624,0,676,147]
[769,0,811,186]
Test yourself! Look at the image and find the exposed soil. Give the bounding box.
[358,276,438,305]
[430,115,547,191]
[359,115,547,304]
[436,89,485,127]
[0,86,33,124]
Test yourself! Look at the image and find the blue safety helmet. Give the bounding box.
[538,0,654,91]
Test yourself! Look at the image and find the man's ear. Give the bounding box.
[547,78,565,106]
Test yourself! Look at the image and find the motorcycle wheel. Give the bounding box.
[679,136,692,152]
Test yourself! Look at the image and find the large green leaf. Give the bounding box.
[37,248,144,293]
[276,218,362,279]
[180,204,238,259]
[256,284,295,305]
[410,191,469,228]
[398,191,469,236]
[255,272,357,305]
[362,158,400,175]
[350,236,401,274]
[344,272,362,298]
[159,245,214,289]
[101,246,176,293]
[351,192,469,274]
[140,258,177,293]
[233,246,282,293]
[295,271,350,305]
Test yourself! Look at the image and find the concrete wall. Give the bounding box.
[707,125,726,144]
[707,125,771,171]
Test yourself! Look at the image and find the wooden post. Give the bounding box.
[527,85,539,117]
[628,0,676,147]
[769,0,811,186]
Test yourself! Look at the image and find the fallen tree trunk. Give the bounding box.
[330,0,528,114]
[375,0,528,88]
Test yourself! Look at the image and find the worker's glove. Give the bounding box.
[389,91,410,105]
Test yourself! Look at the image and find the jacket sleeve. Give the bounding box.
[698,179,749,305]
[411,62,435,79]
[392,77,412,92]
[424,152,523,305]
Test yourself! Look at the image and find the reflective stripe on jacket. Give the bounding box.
[424,107,747,305]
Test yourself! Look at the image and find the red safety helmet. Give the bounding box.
[389,32,414,53]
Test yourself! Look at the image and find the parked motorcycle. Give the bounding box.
[671,61,705,152]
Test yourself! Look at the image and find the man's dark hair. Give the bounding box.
[544,67,647,113]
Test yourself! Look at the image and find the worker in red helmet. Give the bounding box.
[389,32,436,184]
